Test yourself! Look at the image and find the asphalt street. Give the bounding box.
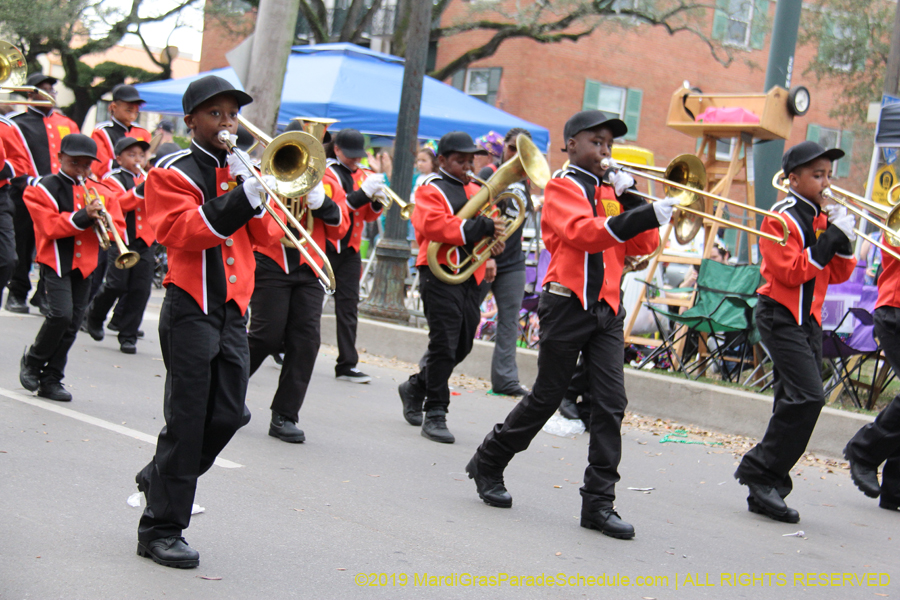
[0,291,897,600]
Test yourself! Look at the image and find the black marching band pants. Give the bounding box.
[326,246,362,374]
[0,187,15,302]
[407,266,481,414]
[475,292,629,511]
[8,184,36,302]
[137,285,249,542]
[24,265,91,383]
[247,264,325,422]
[736,297,825,496]
[845,306,900,504]
[87,242,154,344]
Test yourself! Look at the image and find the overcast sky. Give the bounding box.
[105,0,206,60]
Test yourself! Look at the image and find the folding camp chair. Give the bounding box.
[638,259,761,382]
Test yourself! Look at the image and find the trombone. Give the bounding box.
[426,133,551,284]
[772,171,900,262]
[80,179,139,269]
[602,155,790,246]
[0,41,55,107]
[217,128,336,293]
[372,182,414,220]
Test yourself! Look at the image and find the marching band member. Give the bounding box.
[247,152,349,444]
[18,134,125,401]
[735,141,856,523]
[91,84,151,180]
[134,76,282,569]
[0,113,31,306]
[325,128,384,384]
[5,73,79,314]
[399,131,505,444]
[466,111,676,539]
[84,137,153,354]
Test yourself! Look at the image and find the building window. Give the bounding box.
[820,14,865,72]
[712,0,768,50]
[612,0,639,12]
[582,80,643,141]
[450,67,503,106]
[806,124,855,178]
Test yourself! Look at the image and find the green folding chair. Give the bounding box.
[638,259,761,382]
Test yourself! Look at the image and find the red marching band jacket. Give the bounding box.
[103,169,156,247]
[541,168,659,312]
[757,193,856,325]
[24,171,127,278]
[0,115,32,189]
[91,119,151,180]
[876,237,900,309]
[252,167,350,271]
[412,172,487,284]
[6,107,79,177]
[145,144,283,315]
[326,160,382,253]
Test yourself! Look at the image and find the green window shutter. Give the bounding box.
[712,0,729,40]
[623,88,643,141]
[583,79,601,110]
[486,67,503,106]
[806,124,821,142]
[450,69,465,90]
[750,0,769,49]
[837,130,854,178]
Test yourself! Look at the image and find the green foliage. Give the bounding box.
[799,0,894,124]
[173,135,192,149]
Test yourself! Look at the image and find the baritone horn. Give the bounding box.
[773,170,900,262]
[426,134,551,284]
[218,127,336,293]
[373,182,414,219]
[602,155,790,246]
[0,41,56,107]
[80,180,139,269]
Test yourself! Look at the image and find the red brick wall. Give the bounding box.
[199,0,256,73]
[434,2,868,190]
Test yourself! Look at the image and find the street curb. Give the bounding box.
[322,314,875,458]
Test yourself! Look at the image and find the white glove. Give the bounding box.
[226,149,253,181]
[653,197,681,226]
[243,175,276,209]
[824,204,847,220]
[608,170,635,197]
[306,181,326,210]
[830,212,857,242]
[360,173,385,198]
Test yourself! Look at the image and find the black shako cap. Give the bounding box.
[182,75,252,115]
[333,129,367,158]
[437,131,487,157]
[60,134,99,162]
[112,84,145,104]
[782,141,845,176]
[114,136,150,156]
[562,110,627,150]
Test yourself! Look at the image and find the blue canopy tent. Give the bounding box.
[134,43,550,152]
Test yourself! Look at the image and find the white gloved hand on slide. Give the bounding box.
[653,196,681,226]
[243,175,276,208]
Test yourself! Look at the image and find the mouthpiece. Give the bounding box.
[217,130,232,144]
[601,158,620,170]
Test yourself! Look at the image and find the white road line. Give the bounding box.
[0,386,242,469]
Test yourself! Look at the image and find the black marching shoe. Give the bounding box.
[84,319,104,341]
[120,341,137,354]
[5,295,28,314]
[336,367,372,384]
[844,447,881,498]
[559,397,580,420]
[421,410,455,443]
[465,456,512,508]
[269,412,306,443]
[137,536,199,569]
[37,381,72,402]
[398,380,424,426]
[580,507,635,540]
[19,352,40,392]
[747,496,800,523]
[880,498,899,511]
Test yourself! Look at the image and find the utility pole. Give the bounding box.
[884,0,900,96]
[752,0,803,216]
[359,0,431,322]
[241,0,301,135]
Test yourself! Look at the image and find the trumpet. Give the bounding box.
[80,179,139,269]
[426,134,551,284]
[372,182,414,220]
[772,171,900,262]
[217,128,336,293]
[602,156,790,246]
[0,41,56,107]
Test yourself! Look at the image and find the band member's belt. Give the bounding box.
[544,282,572,297]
